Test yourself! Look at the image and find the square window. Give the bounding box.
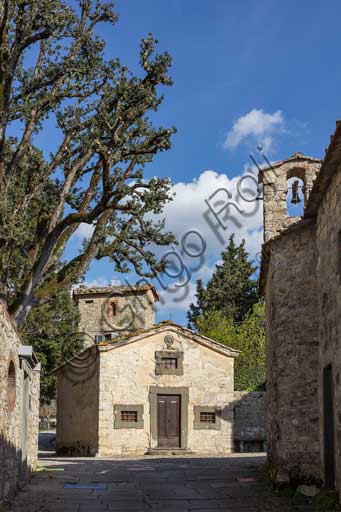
[155,351,183,375]
[200,412,216,424]
[194,406,221,430]
[160,357,178,369]
[121,410,138,423]
[114,405,144,429]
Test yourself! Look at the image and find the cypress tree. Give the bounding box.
[187,235,258,329]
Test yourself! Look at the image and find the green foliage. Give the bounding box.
[187,235,258,329]
[197,302,266,391]
[20,289,81,399]
[0,0,176,326]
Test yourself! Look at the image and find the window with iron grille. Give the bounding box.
[155,351,183,375]
[160,357,177,369]
[114,405,144,428]
[194,406,221,430]
[200,412,216,424]
[121,410,138,423]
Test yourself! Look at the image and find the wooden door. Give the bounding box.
[157,395,180,448]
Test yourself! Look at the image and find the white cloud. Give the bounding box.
[74,222,95,241]
[224,108,284,151]
[152,169,264,314]
[161,169,263,258]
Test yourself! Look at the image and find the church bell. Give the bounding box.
[291,180,301,204]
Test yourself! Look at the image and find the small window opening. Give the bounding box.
[7,361,16,412]
[85,299,94,304]
[286,177,304,217]
[200,412,216,424]
[160,357,178,369]
[110,302,117,316]
[121,410,138,423]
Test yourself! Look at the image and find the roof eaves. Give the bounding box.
[103,322,239,358]
[73,284,159,303]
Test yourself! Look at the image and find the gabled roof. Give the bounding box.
[53,321,239,373]
[99,321,239,358]
[258,152,322,179]
[73,283,159,302]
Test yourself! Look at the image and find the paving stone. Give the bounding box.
[9,454,319,512]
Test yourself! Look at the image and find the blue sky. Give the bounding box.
[37,1,341,323]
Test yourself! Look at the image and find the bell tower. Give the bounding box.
[258,152,321,242]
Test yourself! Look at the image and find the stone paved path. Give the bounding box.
[10,453,319,512]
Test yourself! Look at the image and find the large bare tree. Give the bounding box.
[0,0,176,326]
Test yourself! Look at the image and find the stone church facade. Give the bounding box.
[0,301,40,504]
[260,121,341,492]
[56,286,239,456]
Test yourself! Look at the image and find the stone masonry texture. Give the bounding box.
[74,286,156,349]
[260,133,341,492]
[0,301,40,504]
[259,153,321,242]
[233,391,266,451]
[316,163,341,493]
[264,223,321,483]
[56,325,236,456]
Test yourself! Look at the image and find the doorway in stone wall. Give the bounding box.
[157,395,181,448]
[323,364,335,489]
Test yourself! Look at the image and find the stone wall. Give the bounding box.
[316,167,341,491]
[265,224,321,484]
[0,301,40,504]
[234,392,266,452]
[75,288,156,348]
[56,346,100,456]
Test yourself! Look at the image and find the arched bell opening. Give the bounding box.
[286,176,305,217]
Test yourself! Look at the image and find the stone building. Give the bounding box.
[259,121,341,492]
[55,311,239,456]
[0,300,40,504]
[73,284,158,348]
